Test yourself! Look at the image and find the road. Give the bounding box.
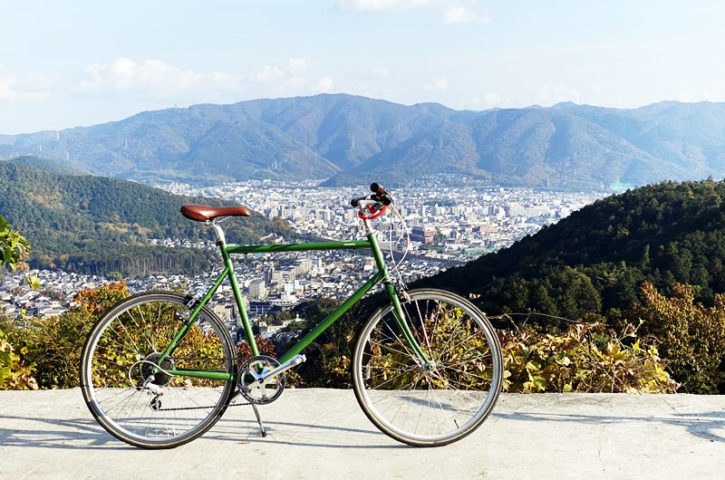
[1,389,724,479]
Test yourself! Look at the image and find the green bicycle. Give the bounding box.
[80,183,503,449]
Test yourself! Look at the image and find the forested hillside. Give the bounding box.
[0,162,292,275]
[417,178,725,325]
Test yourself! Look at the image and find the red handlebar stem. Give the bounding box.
[358,204,387,220]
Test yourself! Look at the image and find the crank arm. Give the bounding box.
[258,354,306,382]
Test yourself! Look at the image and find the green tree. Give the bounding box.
[629,282,725,393]
[549,268,602,321]
[0,214,30,271]
[1,282,130,389]
[0,217,39,389]
[529,281,559,317]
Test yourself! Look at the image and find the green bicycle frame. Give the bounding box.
[158,233,429,381]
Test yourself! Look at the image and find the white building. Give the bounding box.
[249,279,268,299]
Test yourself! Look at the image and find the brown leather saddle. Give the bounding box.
[180,204,251,222]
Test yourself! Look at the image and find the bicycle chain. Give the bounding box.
[153,387,254,412]
[156,400,253,412]
[136,354,249,412]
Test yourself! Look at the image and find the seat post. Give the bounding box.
[207,220,226,245]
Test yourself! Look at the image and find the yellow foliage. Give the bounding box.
[500,321,678,394]
[628,282,725,393]
[0,329,38,390]
[72,281,129,316]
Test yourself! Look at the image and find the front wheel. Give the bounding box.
[80,292,236,449]
[352,289,503,447]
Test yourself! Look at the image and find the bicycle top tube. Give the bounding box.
[225,240,372,255]
[180,182,393,244]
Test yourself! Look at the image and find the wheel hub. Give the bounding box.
[141,353,175,386]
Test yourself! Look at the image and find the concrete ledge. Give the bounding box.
[1,389,724,479]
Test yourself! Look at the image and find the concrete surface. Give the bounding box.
[1,389,723,480]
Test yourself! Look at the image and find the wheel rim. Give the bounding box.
[82,294,234,446]
[355,291,502,444]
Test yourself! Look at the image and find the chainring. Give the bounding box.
[238,355,284,405]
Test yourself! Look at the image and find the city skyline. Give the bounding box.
[2,1,725,134]
[0,180,601,321]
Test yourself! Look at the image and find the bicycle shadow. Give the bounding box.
[208,416,406,449]
[495,410,725,443]
[0,413,401,450]
[0,415,127,450]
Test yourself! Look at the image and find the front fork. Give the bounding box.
[384,282,432,368]
[367,225,431,367]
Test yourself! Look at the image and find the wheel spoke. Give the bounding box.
[81,293,234,448]
[354,290,502,446]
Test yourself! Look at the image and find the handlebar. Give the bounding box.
[351,183,394,220]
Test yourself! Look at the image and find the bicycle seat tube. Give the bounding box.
[212,219,260,357]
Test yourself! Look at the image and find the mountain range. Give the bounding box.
[2,94,725,190]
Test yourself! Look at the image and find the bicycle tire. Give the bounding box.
[352,288,503,447]
[80,291,236,449]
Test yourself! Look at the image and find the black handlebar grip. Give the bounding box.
[369,183,393,206]
[352,184,392,208]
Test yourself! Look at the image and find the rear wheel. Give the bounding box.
[352,289,502,447]
[80,292,236,449]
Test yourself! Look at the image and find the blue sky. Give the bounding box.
[2,0,724,134]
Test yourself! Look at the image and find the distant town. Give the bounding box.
[1,181,603,337]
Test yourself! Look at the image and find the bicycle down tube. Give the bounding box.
[156,233,430,381]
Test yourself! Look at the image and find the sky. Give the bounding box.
[2,0,725,134]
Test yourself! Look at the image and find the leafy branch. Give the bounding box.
[0,214,30,271]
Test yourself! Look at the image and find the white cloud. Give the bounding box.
[316,76,335,93]
[423,77,449,91]
[239,58,311,85]
[251,59,311,93]
[0,79,18,100]
[78,58,243,96]
[338,0,431,12]
[77,56,315,99]
[252,64,285,83]
[0,66,52,101]
[444,6,491,25]
[288,57,308,72]
[483,92,503,108]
